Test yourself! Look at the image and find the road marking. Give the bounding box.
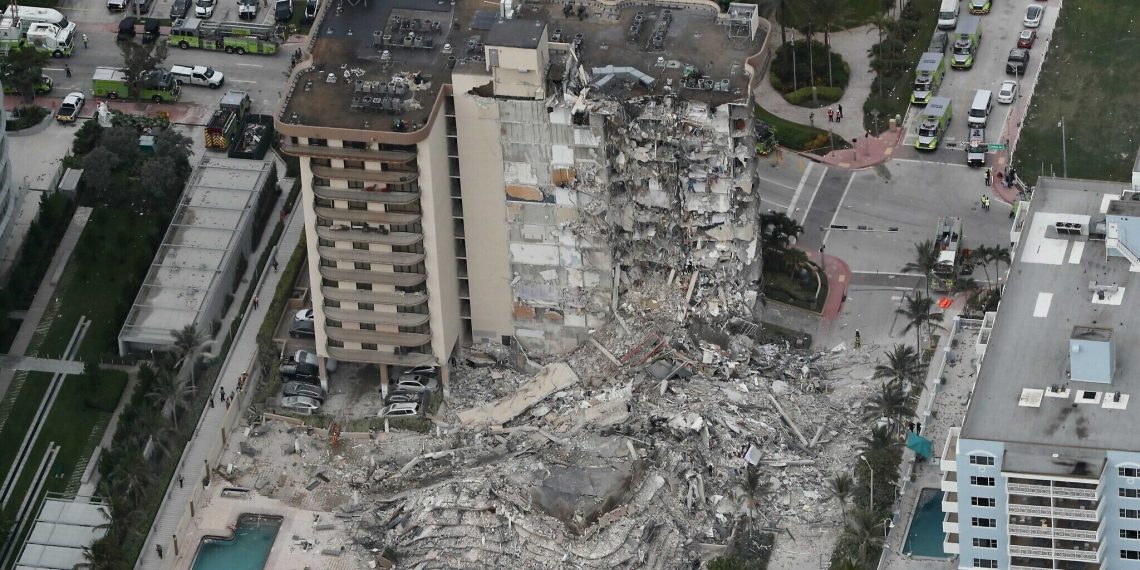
[762,198,791,210]
[785,161,816,218]
[891,158,971,168]
[822,174,856,246]
[755,173,799,192]
[797,166,827,225]
[228,79,259,83]
[234,63,264,68]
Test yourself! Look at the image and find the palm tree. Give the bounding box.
[812,0,851,49]
[843,508,887,564]
[990,245,1011,288]
[952,276,979,295]
[170,324,206,385]
[897,293,945,357]
[863,381,914,432]
[972,245,994,285]
[766,0,800,45]
[829,473,853,516]
[866,13,895,99]
[901,240,939,297]
[735,465,770,527]
[145,366,195,429]
[832,557,863,570]
[874,344,921,390]
[859,424,900,454]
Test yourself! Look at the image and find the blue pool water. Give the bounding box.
[903,488,951,558]
[192,514,282,570]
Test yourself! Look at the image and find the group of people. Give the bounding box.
[210,372,248,409]
[827,104,844,123]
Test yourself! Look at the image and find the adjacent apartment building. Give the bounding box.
[276,0,766,383]
[941,173,1140,569]
[0,80,18,277]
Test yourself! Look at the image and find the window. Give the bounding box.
[353,242,369,250]
[362,343,378,350]
[348,180,365,189]
[1122,529,1140,540]
[360,323,376,331]
[1123,488,1140,498]
[343,159,365,169]
[972,538,997,548]
[309,138,328,147]
[971,517,996,528]
[359,303,374,311]
[969,455,995,466]
[354,262,371,270]
[318,238,334,247]
[970,497,996,507]
[356,283,372,291]
[344,140,368,149]
[973,559,997,568]
[970,476,995,487]
[1123,509,1140,519]
[1120,467,1140,478]
[1124,550,1140,560]
[313,177,331,187]
[311,158,331,167]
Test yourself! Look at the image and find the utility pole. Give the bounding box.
[1058,115,1068,178]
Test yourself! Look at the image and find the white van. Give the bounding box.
[968,89,993,128]
[937,0,959,30]
[169,65,224,88]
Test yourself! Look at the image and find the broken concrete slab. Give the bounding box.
[456,363,579,427]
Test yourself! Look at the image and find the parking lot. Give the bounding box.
[895,0,1060,166]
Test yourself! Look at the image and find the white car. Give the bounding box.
[1023,4,1044,28]
[56,92,85,123]
[281,395,321,413]
[195,0,216,17]
[294,309,314,323]
[997,80,1018,104]
[380,402,421,417]
[395,374,438,392]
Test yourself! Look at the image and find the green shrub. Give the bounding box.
[782,86,845,106]
[5,105,48,131]
[769,41,849,94]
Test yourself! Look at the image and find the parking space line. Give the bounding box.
[822,174,856,247]
[785,161,816,218]
[755,174,799,193]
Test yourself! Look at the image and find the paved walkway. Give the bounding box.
[77,366,140,499]
[0,206,92,398]
[0,355,84,375]
[135,191,305,570]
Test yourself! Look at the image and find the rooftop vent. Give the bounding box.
[1069,326,1114,384]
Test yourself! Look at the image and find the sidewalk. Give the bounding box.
[135,191,305,570]
[805,249,852,321]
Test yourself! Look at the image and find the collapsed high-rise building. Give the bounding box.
[277,0,767,384]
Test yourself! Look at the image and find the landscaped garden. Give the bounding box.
[861,0,938,135]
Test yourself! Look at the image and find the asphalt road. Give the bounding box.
[894,0,1060,165]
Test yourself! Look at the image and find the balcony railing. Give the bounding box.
[315,206,420,225]
[279,143,416,163]
[317,225,423,247]
[941,427,959,470]
[312,164,418,185]
[1008,544,1100,562]
[326,346,434,367]
[313,185,420,205]
[1009,524,1098,541]
[1007,483,1097,500]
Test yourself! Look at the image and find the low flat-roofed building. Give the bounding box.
[117,156,276,355]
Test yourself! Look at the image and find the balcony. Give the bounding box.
[324,326,430,347]
[313,185,420,205]
[317,225,422,247]
[318,266,425,287]
[279,143,416,163]
[942,470,957,493]
[1007,503,1098,521]
[327,346,435,367]
[1008,483,1098,501]
[322,306,429,327]
[312,164,418,185]
[1009,524,1098,542]
[317,246,424,266]
[943,533,959,555]
[943,512,958,534]
[942,492,958,513]
[315,206,420,225]
[941,427,959,471]
[321,286,428,306]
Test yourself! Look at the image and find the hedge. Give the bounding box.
[783,86,845,106]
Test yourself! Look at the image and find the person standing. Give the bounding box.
[252,294,260,310]
[64,65,71,78]
[827,107,834,122]
[837,104,844,119]
[155,545,163,559]
[82,33,88,48]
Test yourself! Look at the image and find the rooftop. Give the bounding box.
[962,177,1140,459]
[278,0,764,134]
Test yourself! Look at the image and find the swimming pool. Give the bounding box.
[192,514,282,570]
[902,488,951,558]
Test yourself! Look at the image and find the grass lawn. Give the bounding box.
[779,0,888,32]
[756,105,852,153]
[861,0,938,135]
[1014,1,1140,185]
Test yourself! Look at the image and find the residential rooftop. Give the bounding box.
[962,177,1140,462]
[278,0,764,133]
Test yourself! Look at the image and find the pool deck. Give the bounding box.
[178,489,361,570]
[878,317,981,570]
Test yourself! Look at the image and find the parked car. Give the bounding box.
[384,390,424,404]
[380,402,421,417]
[402,365,439,377]
[117,16,137,41]
[281,395,321,413]
[289,320,315,338]
[1024,4,1044,28]
[294,349,337,372]
[1006,48,1031,75]
[997,80,1018,104]
[295,308,315,322]
[394,374,439,393]
[56,92,85,123]
[282,381,325,401]
[280,361,320,381]
[142,17,161,43]
[1017,29,1037,49]
[107,0,130,12]
[304,0,318,21]
[170,64,224,88]
[136,0,153,14]
[928,31,949,54]
[195,0,216,17]
[274,0,293,22]
[170,0,192,19]
[4,75,52,95]
[239,0,258,19]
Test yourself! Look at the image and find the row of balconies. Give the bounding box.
[1008,543,1104,563]
[1007,503,1103,521]
[1009,524,1099,542]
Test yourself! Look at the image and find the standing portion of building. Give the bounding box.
[941,175,1140,569]
[0,81,18,275]
[277,0,765,379]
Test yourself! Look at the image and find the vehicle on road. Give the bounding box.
[1017,29,1037,49]
[931,217,967,291]
[107,0,131,12]
[928,31,949,54]
[967,89,993,128]
[915,97,952,151]
[1024,4,1044,28]
[3,74,52,95]
[997,80,1018,104]
[951,15,982,70]
[966,128,987,167]
[169,17,280,55]
[380,402,421,417]
[170,0,191,19]
[304,0,319,22]
[136,0,154,14]
[394,375,439,393]
[282,381,325,401]
[3,6,75,36]
[1006,48,1030,75]
[968,0,991,15]
[239,0,258,19]
[274,0,293,22]
[195,0,217,18]
[142,17,160,42]
[911,52,945,105]
[0,20,75,58]
[937,0,959,30]
[55,91,83,122]
[170,64,224,87]
[92,66,181,102]
[117,17,136,41]
[280,395,321,413]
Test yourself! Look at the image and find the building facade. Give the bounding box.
[0,82,18,274]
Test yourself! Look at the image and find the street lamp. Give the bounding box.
[859,454,874,511]
[1058,116,1068,178]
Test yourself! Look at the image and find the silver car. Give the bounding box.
[281,395,321,413]
[282,381,325,401]
[394,374,438,392]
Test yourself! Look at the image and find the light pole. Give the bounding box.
[1058,116,1068,178]
[859,454,874,511]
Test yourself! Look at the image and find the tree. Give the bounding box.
[829,473,853,516]
[972,244,994,285]
[862,381,914,431]
[144,365,194,429]
[141,156,183,205]
[874,344,921,390]
[866,13,895,99]
[901,240,938,297]
[842,508,886,564]
[990,245,1011,288]
[118,40,169,99]
[896,293,944,357]
[1,45,49,102]
[766,0,800,45]
[812,0,851,49]
[81,147,120,195]
[170,324,206,385]
[735,465,770,527]
[154,126,194,178]
[859,424,899,454]
[760,211,804,250]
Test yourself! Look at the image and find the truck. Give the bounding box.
[0,18,73,57]
[950,15,982,70]
[915,96,952,151]
[2,6,75,36]
[932,217,967,292]
[910,52,945,105]
[168,17,279,55]
[92,66,181,102]
[966,128,986,167]
[205,90,250,150]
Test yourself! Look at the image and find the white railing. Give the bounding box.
[1054,548,1100,562]
[1007,482,1097,500]
[1009,545,1054,558]
[1008,482,1052,496]
[1009,524,1098,541]
[1055,526,1099,541]
[1008,524,1055,538]
[1009,503,1052,517]
[1055,506,1098,521]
